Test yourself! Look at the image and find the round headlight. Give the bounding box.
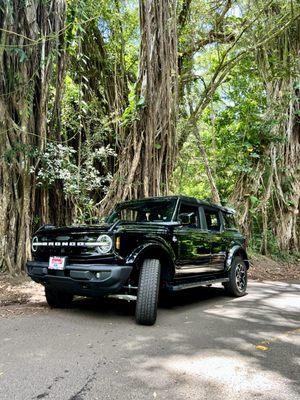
[32,236,38,252]
[96,234,112,254]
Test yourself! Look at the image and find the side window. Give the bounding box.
[177,203,200,228]
[223,213,236,229]
[204,208,221,232]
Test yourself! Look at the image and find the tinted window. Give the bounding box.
[223,213,236,229]
[177,203,199,228]
[106,199,177,223]
[204,208,221,232]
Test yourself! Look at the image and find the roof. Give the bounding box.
[118,195,236,214]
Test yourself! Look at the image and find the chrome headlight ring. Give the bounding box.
[96,234,113,254]
[32,236,38,252]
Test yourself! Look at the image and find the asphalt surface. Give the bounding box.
[0,281,299,400]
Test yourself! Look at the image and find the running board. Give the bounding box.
[167,277,229,292]
[107,294,137,302]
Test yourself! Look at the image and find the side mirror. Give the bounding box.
[178,213,193,225]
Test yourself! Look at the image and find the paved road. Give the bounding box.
[0,281,299,400]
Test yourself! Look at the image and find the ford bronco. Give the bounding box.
[26,196,249,325]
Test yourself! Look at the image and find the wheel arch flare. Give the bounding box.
[226,245,249,270]
[125,242,176,282]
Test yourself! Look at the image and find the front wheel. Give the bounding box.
[135,259,161,326]
[223,256,247,297]
[45,287,74,308]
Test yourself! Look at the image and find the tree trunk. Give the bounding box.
[273,82,300,251]
[193,126,221,204]
[0,0,66,274]
[100,0,178,215]
[231,10,300,253]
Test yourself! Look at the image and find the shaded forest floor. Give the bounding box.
[0,255,299,316]
[248,254,300,282]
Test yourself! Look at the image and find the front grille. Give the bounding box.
[32,232,114,263]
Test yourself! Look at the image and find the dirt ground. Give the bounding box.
[0,255,299,315]
[248,254,300,282]
[0,274,46,317]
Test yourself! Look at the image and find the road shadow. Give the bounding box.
[68,282,300,399]
[67,284,228,320]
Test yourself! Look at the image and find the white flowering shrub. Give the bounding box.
[32,142,116,219]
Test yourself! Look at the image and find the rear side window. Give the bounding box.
[204,208,221,232]
[223,213,236,229]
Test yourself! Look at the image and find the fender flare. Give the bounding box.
[226,245,249,270]
[125,241,176,270]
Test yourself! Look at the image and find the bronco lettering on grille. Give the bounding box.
[34,241,100,247]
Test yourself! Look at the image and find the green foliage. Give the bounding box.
[6,0,296,255]
[3,142,37,165]
[32,142,116,218]
[174,52,269,200]
[172,139,211,200]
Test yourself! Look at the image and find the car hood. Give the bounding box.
[35,221,179,236]
[35,223,113,236]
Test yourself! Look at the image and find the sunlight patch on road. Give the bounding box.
[128,350,299,399]
[204,282,300,328]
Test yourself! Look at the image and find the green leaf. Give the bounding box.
[250,195,259,205]
[19,49,27,63]
[136,96,145,109]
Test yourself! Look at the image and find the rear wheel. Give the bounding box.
[224,256,247,297]
[135,259,161,326]
[45,287,74,308]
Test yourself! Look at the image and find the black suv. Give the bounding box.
[26,196,249,325]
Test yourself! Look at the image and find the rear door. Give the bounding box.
[201,207,227,271]
[174,201,211,278]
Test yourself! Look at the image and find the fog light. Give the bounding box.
[95,271,110,280]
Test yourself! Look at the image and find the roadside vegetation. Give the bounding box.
[0,0,299,274]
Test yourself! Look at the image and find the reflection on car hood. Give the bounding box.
[35,221,180,236]
[35,223,112,236]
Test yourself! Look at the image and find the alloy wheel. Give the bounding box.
[235,263,247,291]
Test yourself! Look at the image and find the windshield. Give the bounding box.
[106,199,177,223]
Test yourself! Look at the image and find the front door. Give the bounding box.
[174,202,211,278]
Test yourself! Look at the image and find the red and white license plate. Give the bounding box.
[49,256,66,270]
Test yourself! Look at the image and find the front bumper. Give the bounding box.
[26,261,132,297]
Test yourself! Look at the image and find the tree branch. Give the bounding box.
[182,31,235,57]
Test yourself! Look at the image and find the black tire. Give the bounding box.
[135,259,161,326]
[45,287,74,308]
[223,256,247,297]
